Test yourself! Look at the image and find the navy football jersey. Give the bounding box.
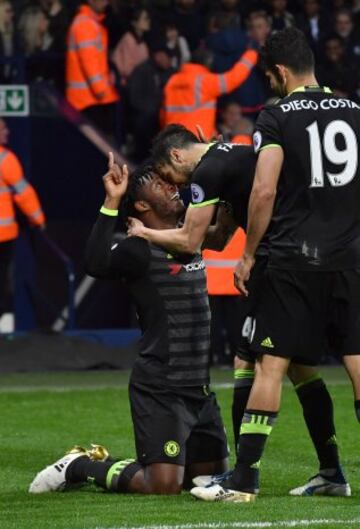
[254,86,360,271]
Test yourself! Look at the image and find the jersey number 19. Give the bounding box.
[306,120,358,188]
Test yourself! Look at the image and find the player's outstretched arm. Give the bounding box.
[85,153,129,277]
[234,146,283,295]
[128,203,216,254]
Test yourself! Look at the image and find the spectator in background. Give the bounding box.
[317,34,359,100]
[66,0,119,138]
[217,101,254,144]
[164,22,190,69]
[0,118,46,332]
[160,45,258,138]
[247,10,272,47]
[296,0,331,53]
[18,5,52,55]
[334,8,360,63]
[127,47,175,161]
[112,7,150,84]
[38,0,70,52]
[270,0,295,31]
[0,0,16,82]
[18,4,64,85]
[171,0,205,51]
[208,0,242,33]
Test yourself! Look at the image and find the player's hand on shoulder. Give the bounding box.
[234,254,255,296]
[103,152,129,201]
[127,217,146,239]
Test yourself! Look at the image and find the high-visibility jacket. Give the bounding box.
[0,147,45,243]
[203,228,246,295]
[160,49,258,138]
[231,134,252,145]
[66,5,118,111]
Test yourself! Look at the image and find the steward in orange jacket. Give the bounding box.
[66,3,118,111]
[0,126,45,243]
[0,119,45,324]
[203,228,246,296]
[161,47,258,138]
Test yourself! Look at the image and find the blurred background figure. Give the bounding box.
[171,0,205,52]
[217,101,254,144]
[296,0,331,54]
[317,34,358,100]
[18,5,52,56]
[0,0,16,82]
[127,46,175,161]
[38,0,70,52]
[161,45,258,138]
[112,7,151,84]
[334,8,360,64]
[0,119,45,333]
[66,0,119,139]
[270,0,295,31]
[163,21,190,70]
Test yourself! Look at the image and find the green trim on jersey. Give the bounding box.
[290,85,332,95]
[189,198,220,208]
[100,206,118,217]
[259,144,282,152]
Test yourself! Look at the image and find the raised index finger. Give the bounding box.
[108,151,114,170]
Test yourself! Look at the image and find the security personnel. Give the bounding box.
[160,47,258,138]
[203,228,246,365]
[0,119,45,327]
[66,0,119,136]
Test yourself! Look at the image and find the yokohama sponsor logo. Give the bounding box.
[169,261,205,275]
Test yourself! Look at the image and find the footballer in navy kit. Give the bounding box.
[29,154,229,496]
[192,27,360,502]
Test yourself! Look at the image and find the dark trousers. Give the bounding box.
[209,295,240,365]
[0,240,14,318]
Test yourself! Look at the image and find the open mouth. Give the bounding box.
[170,192,180,201]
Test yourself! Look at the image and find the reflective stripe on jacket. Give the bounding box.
[66,5,118,110]
[0,147,45,243]
[203,229,246,295]
[161,49,258,138]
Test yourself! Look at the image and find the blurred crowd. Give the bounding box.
[1,0,360,157]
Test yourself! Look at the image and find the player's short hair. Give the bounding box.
[122,160,155,219]
[261,27,315,75]
[151,124,199,167]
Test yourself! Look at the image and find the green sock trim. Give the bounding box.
[294,374,322,391]
[105,459,135,490]
[326,434,338,446]
[240,422,273,435]
[234,368,255,380]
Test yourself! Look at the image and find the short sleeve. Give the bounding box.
[189,157,222,209]
[253,108,282,154]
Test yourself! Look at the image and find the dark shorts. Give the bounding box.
[250,268,360,364]
[235,255,268,363]
[129,382,229,466]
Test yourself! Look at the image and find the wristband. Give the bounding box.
[100,206,118,217]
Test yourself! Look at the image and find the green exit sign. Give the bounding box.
[0,85,29,116]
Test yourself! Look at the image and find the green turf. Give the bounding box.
[2,368,360,529]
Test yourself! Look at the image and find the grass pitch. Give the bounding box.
[1,367,360,529]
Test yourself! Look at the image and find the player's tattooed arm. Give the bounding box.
[234,146,283,295]
[128,203,216,254]
[202,202,237,251]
